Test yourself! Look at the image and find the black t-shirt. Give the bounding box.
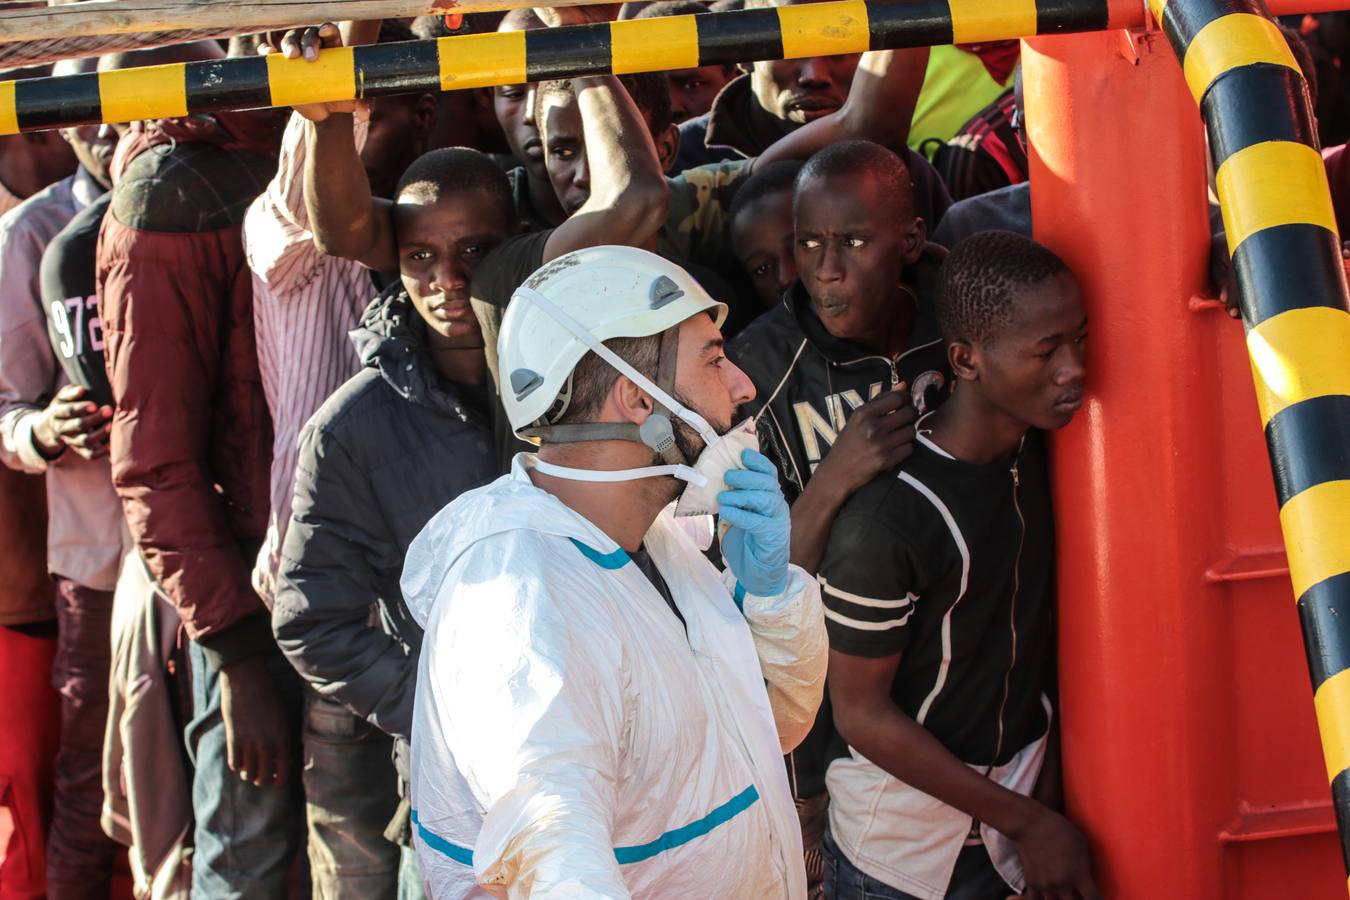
[506,166,559,234]
[819,430,1054,767]
[42,194,112,407]
[630,545,684,631]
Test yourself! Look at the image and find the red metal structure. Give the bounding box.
[1027,20,1346,900]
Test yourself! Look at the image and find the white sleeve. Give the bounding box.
[724,564,827,753]
[0,213,58,475]
[430,557,632,899]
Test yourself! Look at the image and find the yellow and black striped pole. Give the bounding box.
[0,0,1121,133]
[1151,0,1350,884]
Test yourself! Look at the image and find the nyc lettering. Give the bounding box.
[794,381,885,466]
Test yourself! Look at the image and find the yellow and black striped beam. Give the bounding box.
[0,0,1119,134]
[1151,0,1350,884]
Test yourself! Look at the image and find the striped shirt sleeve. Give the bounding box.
[818,511,923,659]
[244,111,370,295]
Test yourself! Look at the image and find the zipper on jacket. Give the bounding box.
[835,353,899,389]
[992,463,1024,766]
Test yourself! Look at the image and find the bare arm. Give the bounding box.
[789,388,917,574]
[789,476,851,574]
[303,113,397,270]
[276,21,397,271]
[831,649,1038,833]
[829,650,1098,899]
[541,75,669,263]
[756,47,930,171]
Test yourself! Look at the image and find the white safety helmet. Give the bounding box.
[499,245,727,464]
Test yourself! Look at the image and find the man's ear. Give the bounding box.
[612,375,656,424]
[948,340,979,383]
[901,216,927,265]
[655,124,680,175]
[415,93,440,142]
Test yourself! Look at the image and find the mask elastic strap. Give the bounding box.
[533,458,708,486]
[514,287,718,447]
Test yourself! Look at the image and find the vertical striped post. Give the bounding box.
[1151,0,1350,885]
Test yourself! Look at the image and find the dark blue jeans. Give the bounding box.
[187,643,418,899]
[187,642,305,899]
[823,831,1011,900]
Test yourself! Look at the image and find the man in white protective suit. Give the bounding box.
[401,245,828,899]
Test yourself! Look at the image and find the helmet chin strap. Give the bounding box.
[531,458,709,486]
[514,287,720,452]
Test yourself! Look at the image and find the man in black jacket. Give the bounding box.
[727,139,950,894]
[730,140,949,571]
[271,148,512,884]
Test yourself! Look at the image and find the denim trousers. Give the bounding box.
[822,831,1011,900]
[186,642,306,899]
[186,641,413,899]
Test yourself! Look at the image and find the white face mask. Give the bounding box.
[519,288,757,516]
[671,417,760,518]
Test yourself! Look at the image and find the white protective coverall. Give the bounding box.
[401,454,827,899]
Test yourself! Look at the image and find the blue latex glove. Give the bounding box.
[717,448,790,597]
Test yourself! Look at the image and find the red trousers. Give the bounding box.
[0,622,60,900]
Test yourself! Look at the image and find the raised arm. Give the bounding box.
[788,387,917,574]
[304,113,397,270]
[281,23,398,271]
[717,449,827,751]
[756,46,930,170]
[541,75,669,263]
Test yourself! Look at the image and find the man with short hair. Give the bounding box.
[491,8,567,230]
[273,143,512,875]
[0,54,133,898]
[673,0,949,228]
[632,1,738,124]
[403,245,826,898]
[245,19,442,895]
[97,37,298,894]
[731,140,948,570]
[269,31,516,890]
[0,57,91,900]
[727,139,950,894]
[822,230,1097,900]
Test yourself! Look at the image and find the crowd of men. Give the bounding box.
[0,4,1344,899]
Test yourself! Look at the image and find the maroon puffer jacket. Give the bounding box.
[98,112,282,665]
